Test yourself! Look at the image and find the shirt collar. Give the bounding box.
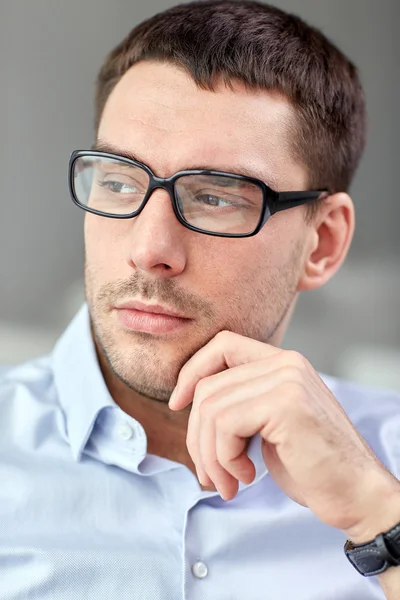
[52,303,115,461]
[52,303,268,483]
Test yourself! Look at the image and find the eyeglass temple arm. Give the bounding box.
[272,190,328,214]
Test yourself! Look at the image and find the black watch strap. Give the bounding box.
[344,522,400,576]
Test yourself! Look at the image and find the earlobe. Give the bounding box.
[298,193,355,292]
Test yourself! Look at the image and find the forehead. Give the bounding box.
[98,61,307,189]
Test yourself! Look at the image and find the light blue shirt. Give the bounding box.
[1,304,399,600]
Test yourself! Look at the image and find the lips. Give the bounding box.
[114,300,190,335]
[115,300,187,319]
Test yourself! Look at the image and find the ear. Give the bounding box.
[298,192,355,292]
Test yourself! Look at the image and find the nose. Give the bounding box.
[126,189,188,278]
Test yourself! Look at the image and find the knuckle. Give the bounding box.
[198,394,217,417]
[215,330,233,343]
[192,378,217,411]
[278,364,305,383]
[193,376,212,399]
[215,408,231,431]
[285,350,309,369]
[201,457,220,478]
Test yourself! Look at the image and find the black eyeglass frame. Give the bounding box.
[68,150,329,238]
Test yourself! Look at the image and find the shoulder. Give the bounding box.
[0,353,54,388]
[0,354,59,424]
[321,373,400,474]
[321,373,400,413]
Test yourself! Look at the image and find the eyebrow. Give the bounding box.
[92,139,279,189]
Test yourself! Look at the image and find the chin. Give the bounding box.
[102,331,186,391]
[93,307,222,396]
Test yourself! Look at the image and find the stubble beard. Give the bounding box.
[84,246,301,403]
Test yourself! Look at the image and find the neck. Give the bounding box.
[96,343,203,474]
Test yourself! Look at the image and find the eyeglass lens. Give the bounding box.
[72,155,264,234]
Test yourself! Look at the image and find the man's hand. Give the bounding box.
[169,331,400,543]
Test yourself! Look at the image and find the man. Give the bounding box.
[1,1,399,598]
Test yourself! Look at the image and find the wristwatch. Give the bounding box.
[344,522,400,576]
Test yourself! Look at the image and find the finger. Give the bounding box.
[182,356,288,409]
[215,425,256,489]
[215,394,272,484]
[169,331,282,410]
[198,406,239,499]
[188,368,293,491]
[186,367,283,479]
[186,405,213,486]
[213,383,339,499]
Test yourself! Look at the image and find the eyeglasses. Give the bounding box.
[68,150,328,238]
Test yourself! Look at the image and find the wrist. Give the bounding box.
[344,476,400,546]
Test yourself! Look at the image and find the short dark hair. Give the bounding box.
[95,0,367,209]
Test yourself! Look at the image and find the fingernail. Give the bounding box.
[216,486,226,500]
[195,467,205,486]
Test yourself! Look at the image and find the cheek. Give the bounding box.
[203,224,302,309]
[84,214,101,252]
[210,235,276,283]
[84,216,125,268]
[195,237,271,305]
[84,218,130,303]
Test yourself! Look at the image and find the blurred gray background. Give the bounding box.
[1,0,399,389]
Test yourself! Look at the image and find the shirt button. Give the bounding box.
[117,423,134,441]
[192,561,208,579]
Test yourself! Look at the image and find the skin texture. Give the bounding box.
[84,60,352,473]
[82,60,400,597]
[168,331,400,598]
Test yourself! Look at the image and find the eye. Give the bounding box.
[99,180,139,194]
[195,194,235,207]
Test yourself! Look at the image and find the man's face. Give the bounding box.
[84,61,311,402]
